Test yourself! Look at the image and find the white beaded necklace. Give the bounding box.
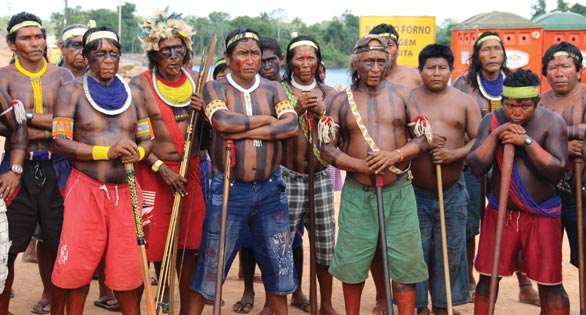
[226,73,262,147]
[291,77,316,92]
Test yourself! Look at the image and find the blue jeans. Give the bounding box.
[414,176,469,308]
[464,167,482,238]
[190,169,297,299]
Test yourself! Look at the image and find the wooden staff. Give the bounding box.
[156,35,217,314]
[306,111,318,315]
[214,140,234,315]
[575,159,585,315]
[124,163,157,315]
[435,164,453,315]
[375,175,394,315]
[488,144,514,315]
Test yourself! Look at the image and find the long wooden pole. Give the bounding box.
[436,164,453,315]
[375,175,393,315]
[214,140,234,315]
[124,163,157,315]
[488,144,514,315]
[156,36,217,314]
[305,112,318,315]
[575,159,585,315]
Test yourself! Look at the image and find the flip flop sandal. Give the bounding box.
[93,296,121,311]
[31,300,51,314]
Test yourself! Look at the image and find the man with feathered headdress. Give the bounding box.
[130,7,208,314]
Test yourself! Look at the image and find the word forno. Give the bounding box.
[398,25,432,34]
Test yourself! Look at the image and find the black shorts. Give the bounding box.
[2,156,70,254]
[561,185,586,268]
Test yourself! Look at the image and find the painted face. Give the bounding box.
[226,39,261,81]
[546,55,579,95]
[156,37,186,77]
[502,97,536,125]
[86,39,120,81]
[420,57,451,92]
[10,26,46,63]
[291,45,318,84]
[61,35,86,73]
[353,40,389,88]
[478,39,504,75]
[260,49,281,81]
[386,38,399,67]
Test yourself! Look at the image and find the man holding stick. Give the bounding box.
[410,44,481,315]
[320,34,428,315]
[188,27,299,315]
[130,9,206,313]
[50,26,154,315]
[539,42,586,292]
[280,35,338,315]
[466,68,569,315]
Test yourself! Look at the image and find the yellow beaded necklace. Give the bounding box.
[153,67,194,107]
[15,57,47,114]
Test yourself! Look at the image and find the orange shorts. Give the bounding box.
[51,168,143,291]
[135,157,206,261]
[475,205,563,285]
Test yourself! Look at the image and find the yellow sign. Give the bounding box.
[359,16,436,68]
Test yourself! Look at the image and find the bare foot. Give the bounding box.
[372,298,386,315]
[432,306,462,315]
[291,291,310,313]
[318,304,340,315]
[258,302,272,315]
[518,283,540,306]
[416,307,430,315]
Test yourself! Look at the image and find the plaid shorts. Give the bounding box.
[281,166,336,266]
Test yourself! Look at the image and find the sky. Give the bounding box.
[3,0,565,25]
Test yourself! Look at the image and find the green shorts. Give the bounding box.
[329,176,428,284]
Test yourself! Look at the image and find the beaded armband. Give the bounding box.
[274,100,296,118]
[52,117,74,139]
[205,99,228,123]
[136,117,154,140]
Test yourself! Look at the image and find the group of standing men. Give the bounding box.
[0,7,584,315]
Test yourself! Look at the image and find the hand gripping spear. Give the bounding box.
[125,163,157,315]
[488,144,514,315]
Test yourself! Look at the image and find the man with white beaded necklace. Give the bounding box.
[130,8,207,314]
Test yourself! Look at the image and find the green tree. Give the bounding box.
[531,0,547,18]
[557,0,569,11]
[435,18,458,47]
[570,3,586,16]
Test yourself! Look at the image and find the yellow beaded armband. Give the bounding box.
[92,146,110,160]
[138,147,145,161]
[52,117,74,139]
[274,100,296,118]
[205,99,228,123]
[151,160,164,172]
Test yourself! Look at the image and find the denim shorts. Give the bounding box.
[414,176,469,307]
[190,169,297,299]
[464,167,482,238]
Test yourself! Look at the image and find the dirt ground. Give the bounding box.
[0,42,582,315]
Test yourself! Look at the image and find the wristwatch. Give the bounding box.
[524,136,533,146]
[26,112,34,126]
[10,164,23,175]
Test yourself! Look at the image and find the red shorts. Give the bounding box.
[475,205,563,285]
[51,168,143,291]
[135,157,206,261]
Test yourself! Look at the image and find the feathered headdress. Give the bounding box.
[139,6,196,52]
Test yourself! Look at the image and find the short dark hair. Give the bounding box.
[82,26,121,59]
[224,28,260,56]
[212,58,229,80]
[260,36,282,57]
[466,31,509,91]
[418,44,454,71]
[369,23,399,45]
[541,41,583,78]
[503,68,541,104]
[7,12,45,44]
